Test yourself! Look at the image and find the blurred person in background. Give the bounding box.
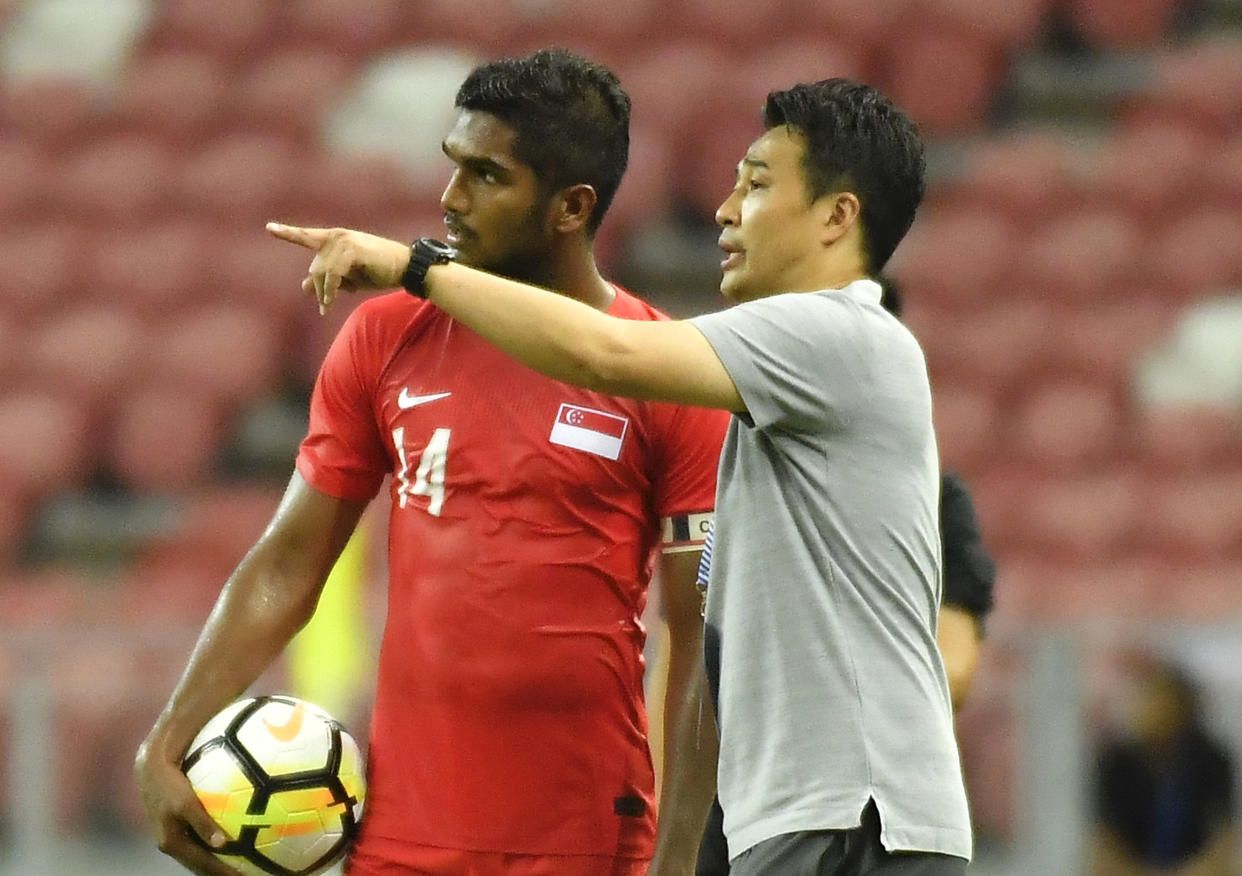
[271,76,972,875]
[135,48,727,876]
[879,274,997,712]
[1093,657,1236,876]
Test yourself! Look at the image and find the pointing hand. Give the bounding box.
[266,223,411,314]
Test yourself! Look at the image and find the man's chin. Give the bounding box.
[719,274,749,304]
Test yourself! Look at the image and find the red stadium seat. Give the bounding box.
[1063,0,1182,51]
[514,0,663,62]
[0,389,92,500]
[928,299,1058,390]
[151,0,279,57]
[734,38,871,112]
[0,487,30,565]
[114,50,232,145]
[1140,39,1242,137]
[52,135,175,227]
[1019,206,1143,303]
[671,0,797,52]
[1139,472,1242,562]
[882,24,1002,137]
[0,224,82,320]
[886,206,1019,310]
[0,138,48,222]
[280,151,439,231]
[1010,381,1123,472]
[412,0,527,56]
[148,304,282,404]
[22,307,146,413]
[1134,403,1242,474]
[1019,472,1141,562]
[931,382,1003,473]
[170,484,284,568]
[955,132,1077,225]
[174,132,302,225]
[1201,135,1242,214]
[287,297,355,388]
[789,0,915,48]
[962,461,1043,558]
[89,219,213,316]
[675,107,766,218]
[284,0,407,58]
[912,0,1051,50]
[1046,298,1177,386]
[605,124,675,239]
[234,48,355,143]
[108,387,226,493]
[208,226,327,325]
[620,42,733,146]
[1145,560,1242,620]
[1144,208,1242,293]
[0,77,100,150]
[1093,122,1213,226]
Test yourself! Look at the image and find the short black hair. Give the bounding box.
[455,48,630,234]
[763,79,925,273]
[877,274,903,318]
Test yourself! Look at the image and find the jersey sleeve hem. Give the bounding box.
[295,454,382,503]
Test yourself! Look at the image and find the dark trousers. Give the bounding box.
[698,798,967,876]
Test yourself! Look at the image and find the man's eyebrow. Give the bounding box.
[442,141,511,175]
[735,157,769,179]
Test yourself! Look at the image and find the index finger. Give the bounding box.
[265,222,331,250]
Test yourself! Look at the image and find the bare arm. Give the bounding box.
[650,550,719,876]
[265,224,746,412]
[936,605,982,711]
[134,472,367,876]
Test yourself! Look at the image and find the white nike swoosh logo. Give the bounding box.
[398,389,452,409]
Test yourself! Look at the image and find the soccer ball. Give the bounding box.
[181,695,366,876]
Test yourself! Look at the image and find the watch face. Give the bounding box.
[418,238,456,261]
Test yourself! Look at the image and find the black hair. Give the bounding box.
[763,79,925,273]
[877,273,903,318]
[455,47,630,234]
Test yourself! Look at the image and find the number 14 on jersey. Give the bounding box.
[392,427,450,516]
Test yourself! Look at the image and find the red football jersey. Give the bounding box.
[295,289,727,864]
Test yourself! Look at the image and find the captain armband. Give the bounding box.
[660,510,714,554]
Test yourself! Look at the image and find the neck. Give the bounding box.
[782,246,869,296]
[521,241,615,311]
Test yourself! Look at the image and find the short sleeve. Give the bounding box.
[650,402,728,552]
[689,292,870,433]
[295,307,391,502]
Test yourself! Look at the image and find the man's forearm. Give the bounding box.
[651,632,718,874]
[427,261,634,393]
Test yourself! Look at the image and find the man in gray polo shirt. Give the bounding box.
[271,76,971,875]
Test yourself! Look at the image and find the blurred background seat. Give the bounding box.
[106,387,227,494]
[114,49,232,146]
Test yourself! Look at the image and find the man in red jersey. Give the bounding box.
[135,48,727,876]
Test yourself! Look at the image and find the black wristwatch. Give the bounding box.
[400,238,457,299]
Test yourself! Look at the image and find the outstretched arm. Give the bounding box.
[265,223,745,412]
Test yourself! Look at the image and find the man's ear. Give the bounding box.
[550,183,599,234]
[821,191,861,246]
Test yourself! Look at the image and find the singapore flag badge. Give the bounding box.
[549,403,629,460]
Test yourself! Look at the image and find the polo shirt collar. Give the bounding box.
[835,277,883,306]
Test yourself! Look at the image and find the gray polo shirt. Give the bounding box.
[689,279,972,861]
